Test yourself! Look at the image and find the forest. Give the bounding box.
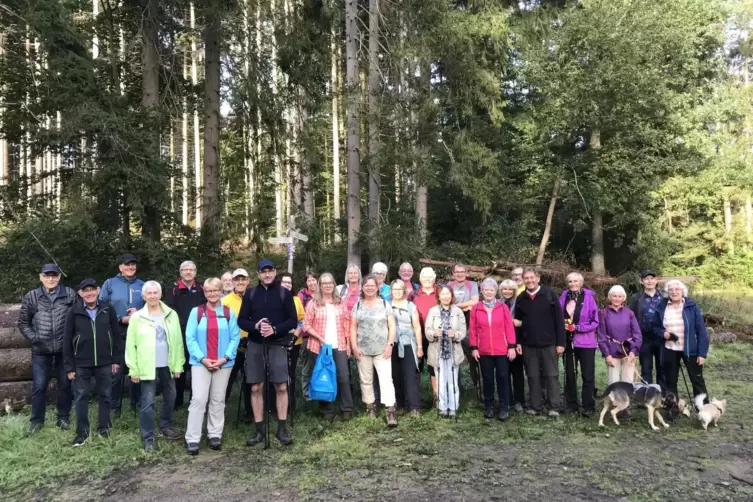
[0,0,752,299]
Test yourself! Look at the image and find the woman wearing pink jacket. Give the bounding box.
[470,278,518,421]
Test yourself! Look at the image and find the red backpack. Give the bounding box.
[197,304,231,323]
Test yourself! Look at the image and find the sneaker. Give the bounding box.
[484,408,494,420]
[57,419,71,431]
[498,411,510,421]
[98,429,111,438]
[26,422,43,436]
[277,421,292,446]
[72,434,88,447]
[208,437,221,451]
[160,427,184,441]
[548,410,560,418]
[386,407,398,428]
[526,409,539,416]
[144,438,156,452]
[186,442,199,455]
[514,403,524,413]
[246,423,266,447]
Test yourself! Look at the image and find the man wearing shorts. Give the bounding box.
[237,259,297,446]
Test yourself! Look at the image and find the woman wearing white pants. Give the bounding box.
[184,278,241,455]
[350,275,398,427]
[597,285,642,385]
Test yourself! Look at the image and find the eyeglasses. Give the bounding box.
[42,273,60,278]
[204,289,221,294]
[320,282,335,286]
[392,287,405,291]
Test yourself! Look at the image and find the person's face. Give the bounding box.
[306,276,318,292]
[481,286,496,302]
[511,268,523,285]
[279,276,293,291]
[259,268,276,286]
[204,284,222,304]
[119,262,137,279]
[501,287,515,300]
[143,287,161,307]
[319,276,335,296]
[399,265,413,281]
[391,284,405,301]
[642,275,658,290]
[373,270,386,286]
[362,279,378,298]
[523,272,539,290]
[221,273,234,292]
[610,292,626,306]
[453,267,467,282]
[180,264,197,284]
[40,272,61,290]
[347,268,360,284]
[439,288,453,306]
[420,276,435,289]
[668,285,684,302]
[233,275,249,293]
[568,278,583,292]
[79,286,100,305]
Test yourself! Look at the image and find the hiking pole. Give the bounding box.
[287,347,295,428]
[679,362,693,408]
[435,357,441,419]
[235,364,244,427]
[118,372,125,416]
[263,337,270,449]
[451,362,458,423]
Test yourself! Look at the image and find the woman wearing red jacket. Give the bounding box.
[470,278,518,421]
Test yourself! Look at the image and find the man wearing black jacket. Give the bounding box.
[63,279,123,446]
[237,259,297,446]
[164,260,205,409]
[514,268,566,417]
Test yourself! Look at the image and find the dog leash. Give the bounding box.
[678,363,694,410]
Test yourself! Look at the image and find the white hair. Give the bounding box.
[665,279,688,297]
[566,272,584,284]
[371,262,388,274]
[343,264,362,286]
[142,280,162,298]
[179,260,196,271]
[399,262,413,271]
[607,285,627,302]
[481,278,498,291]
[499,279,517,290]
[419,267,436,282]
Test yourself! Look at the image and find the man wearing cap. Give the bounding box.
[222,268,252,422]
[629,270,667,388]
[64,279,122,446]
[100,254,145,414]
[18,264,77,435]
[237,259,297,446]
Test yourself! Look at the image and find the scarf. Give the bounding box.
[439,306,452,360]
[482,299,497,309]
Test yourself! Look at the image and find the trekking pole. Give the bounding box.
[263,337,270,449]
[287,348,295,428]
[679,363,693,408]
[435,358,441,419]
[235,364,244,427]
[451,363,458,423]
[119,371,126,416]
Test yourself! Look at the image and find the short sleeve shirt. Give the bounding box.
[451,281,479,305]
[355,299,393,356]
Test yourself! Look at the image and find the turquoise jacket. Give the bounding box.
[99,274,145,320]
[185,305,241,369]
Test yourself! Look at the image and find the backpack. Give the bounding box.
[246,285,286,304]
[309,344,337,402]
[197,303,231,323]
[354,298,388,314]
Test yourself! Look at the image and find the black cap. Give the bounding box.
[640,270,657,279]
[257,259,275,271]
[40,264,60,275]
[119,254,138,265]
[78,278,99,290]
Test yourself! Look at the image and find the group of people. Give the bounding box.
[18,257,712,454]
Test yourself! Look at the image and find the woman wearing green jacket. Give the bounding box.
[126,280,186,452]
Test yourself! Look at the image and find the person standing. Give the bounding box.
[499,280,525,412]
[629,270,666,388]
[559,273,599,417]
[222,269,252,422]
[220,271,235,298]
[448,263,480,399]
[510,267,525,296]
[338,264,363,316]
[413,267,439,403]
[398,263,419,301]
[164,260,205,410]
[371,262,391,301]
[18,264,76,435]
[278,272,305,422]
[184,278,241,455]
[513,268,566,417]
[237,260,298,447]
[63,279,122,446]
[389,279,423,417]
[99,254,144,415]
[598,285,642,385]
[126,281,185,452]
[297,272,318,401]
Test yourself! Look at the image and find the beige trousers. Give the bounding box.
[607,357,635,385]
[185,366,232,443]
[357,354,396,407]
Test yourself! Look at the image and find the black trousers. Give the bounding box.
[225,349,251,415]
[479,355,510,411]
[522,345,559,412]
[639,334,666,388]
[509,354,525,406]
[392,345,421,411]
[288,344,301,416]
[74,365,112,435]
[563,343,596,412]
[174,362,191,409]
[663,349,707,399]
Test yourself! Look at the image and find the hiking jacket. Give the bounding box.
[559,289,599,349]
[237,282,298,346]
[469,301,516,356]
[597,306,642,358]
[425,305,467,367]
[18,286,77,354]
[185,304,241,369]
[628,290,666,335]
[125,302,185,380]
[651,297,709,358]
[164,280,206,334]
[513,287,566,348]
[99,274,145,321]
[63,300,123,372]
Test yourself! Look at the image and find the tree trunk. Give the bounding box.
[590,128,605,275]
[331,28,341,241]
[201,6,221,251]
[244,0,255,242]
[415,63,430,247]
[191,3,202,229]
[367,0,381,246]
[141,0,160,240]
[536,176,561,267]
[723,195,734,255]
[345,0,361,266]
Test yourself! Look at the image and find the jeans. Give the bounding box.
[300,338,316,399]
[31,352,72,425]
[112,363,141,412]
[639,334,666,388]
[139,367,177,440]
[479,355,510,411]
[563,345,596,412]
[319,349,355,416]
[436,358,459,413]
[522,345,560,412]
[74,365,112,435]
[663,349,707,399]
[174,362,191,409]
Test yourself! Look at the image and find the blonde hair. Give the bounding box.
[203,277,222,291]
[314,272,342,306]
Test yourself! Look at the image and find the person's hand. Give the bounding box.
[111,364,120,374]
[67,372,76,381]
[566,324,576,332]
[120,316,131,325]
[434,329,442,337]
[417,347,424,358]
[664,332,671,340]
[447,330,456,339]
[513,319,522,328]
[697,357,705,366]
[472,349,480,361]
[131,376,141,384]
[556,346,565,355]
[352,346,362,361]
[383,344,393,360]
[627,353,636,366]
[213,357,228,368]
[605,355,615,368]
[127,308,137,316]
[516,344,523,355]
[507,348,516,361]
[174,372,181,379]
[202,358,214,369]
[260,322,274,337]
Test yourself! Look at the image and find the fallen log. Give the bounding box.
[0,304,20,329]
[0,327,32,350]
[0,348,34,382]
[0,380,57,413]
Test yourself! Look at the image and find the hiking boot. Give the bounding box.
[277,420,292,446]
[498,410,510,421]
[410,410,421,418]
[366,404,377,420]
[98,428,110,438]
[160,427,183,440]
[247,422,266,447]
[72,433,88,447]
[186,442,199,455]
[143,438,156,452]
[484,408,494,419]
[581,409,594,418]
[386,407,398,427]
[526,409,539,416]
[396,407,407,417]
[242,413,254,424]
[26,422,43,436]
[57,419,71,431]
[208,437,221,451]
[548,410,560,418]
[340,412,353,421]
[514,403,524,413]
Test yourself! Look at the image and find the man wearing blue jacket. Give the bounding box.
[100,254,144,414]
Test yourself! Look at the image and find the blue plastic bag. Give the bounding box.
[309,344,337,402]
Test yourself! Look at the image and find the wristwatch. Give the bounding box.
[388,342,395,347]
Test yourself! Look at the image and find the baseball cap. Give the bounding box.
[257,259,275,271]
[40,264,60,275]
[119,254,138,265]
[232,268,249,278]
[640,270,657,279]
[78,278,98,290]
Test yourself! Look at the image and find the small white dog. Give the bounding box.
[693,393,726,430]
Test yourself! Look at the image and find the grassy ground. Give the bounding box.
[694,289,753,337]
[2,342,753,501]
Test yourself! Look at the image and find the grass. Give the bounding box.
[2,341,753,500]
[694,288,753,335]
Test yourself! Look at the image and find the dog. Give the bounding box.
[597,381,678,430]
[694,393,726,430]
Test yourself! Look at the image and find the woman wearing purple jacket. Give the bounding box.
[559,273,599,417]
[597,285,642,385]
